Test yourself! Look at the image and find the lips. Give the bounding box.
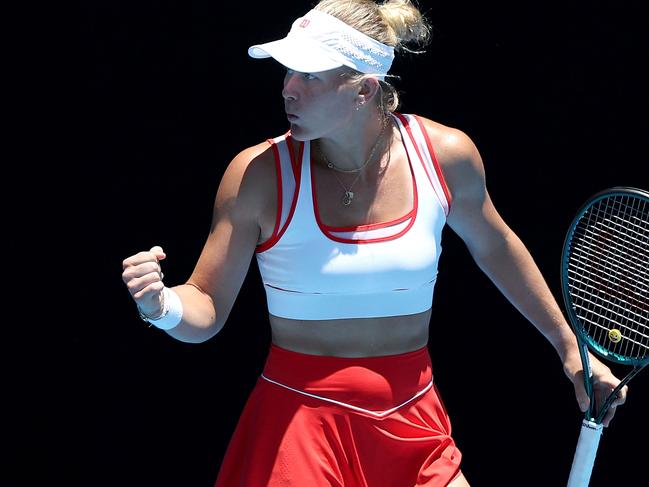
[286,113,299,122]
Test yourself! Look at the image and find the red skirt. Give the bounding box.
[215,344,462,486]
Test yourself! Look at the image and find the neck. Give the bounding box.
[317,113,390,173]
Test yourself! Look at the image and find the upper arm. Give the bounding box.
[420,117,514,258]
[185,142,276,328]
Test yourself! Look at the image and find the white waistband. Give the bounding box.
[260,374,434,418]
[264,282,436,320]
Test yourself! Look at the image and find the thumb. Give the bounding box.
[577,392,590,412]
[149,245,166,261]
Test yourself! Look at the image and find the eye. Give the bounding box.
[285,68,316,80]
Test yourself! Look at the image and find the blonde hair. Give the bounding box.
[315,0,431,112]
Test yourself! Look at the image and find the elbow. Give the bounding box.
[467,228,511,260]
[467,227,522,269]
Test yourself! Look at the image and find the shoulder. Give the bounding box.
[409,115,481,168]
[224,139,276,187]
[214,138,279,220]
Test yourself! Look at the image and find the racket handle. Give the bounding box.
[567,419,604,487]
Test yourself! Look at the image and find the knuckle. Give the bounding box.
[126,279,140,293]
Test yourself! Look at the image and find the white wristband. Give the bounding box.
[140,287,183,330]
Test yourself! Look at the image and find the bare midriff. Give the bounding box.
[269,308,431,357]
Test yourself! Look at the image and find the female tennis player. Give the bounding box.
[121,1,628,485]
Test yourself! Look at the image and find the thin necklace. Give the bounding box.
[331,171,363,206]
[318,121,388,206]
[319,121,387,173]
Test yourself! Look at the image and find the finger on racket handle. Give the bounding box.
[567,419,604,487]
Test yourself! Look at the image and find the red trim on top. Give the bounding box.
[326,209,415,233]
[310,134,419,244]
[413,114,452,210]
[394,113,450,217]
[394,113,433,187]
[255,139,282,253]
[255,136,303,253]
[285,131,300,178]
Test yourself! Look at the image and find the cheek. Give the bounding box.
[317,92,355,120]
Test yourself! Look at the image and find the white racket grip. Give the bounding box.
[567,419,604,487]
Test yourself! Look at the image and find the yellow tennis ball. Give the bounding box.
[608,328,622,343]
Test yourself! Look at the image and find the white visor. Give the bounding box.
[248,9,394,78]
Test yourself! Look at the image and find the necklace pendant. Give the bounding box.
[343,191,354,206]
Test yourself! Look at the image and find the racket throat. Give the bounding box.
[579,343,596,420]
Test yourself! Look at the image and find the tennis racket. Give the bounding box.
[561,186,649,487]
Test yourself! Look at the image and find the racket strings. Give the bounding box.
[578,222,649,284]
[570,227,649,307]
[569,244,648,301]
[579,198,649,279]
[570,216,649,314]
[567,194,649,361]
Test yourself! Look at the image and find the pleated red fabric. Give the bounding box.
[215,344,462,486]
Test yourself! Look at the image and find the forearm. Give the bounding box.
[470,229,579,361]
[161,283,224,343]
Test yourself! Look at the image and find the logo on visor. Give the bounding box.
[299,19,311,28]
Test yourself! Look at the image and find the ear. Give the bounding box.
[356,76,381,106]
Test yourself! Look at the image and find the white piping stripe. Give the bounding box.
[405,115,450,216]
[260,374,434,418]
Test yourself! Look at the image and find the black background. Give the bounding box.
[25,1,648,486]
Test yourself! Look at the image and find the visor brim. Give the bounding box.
[248,37,345,74]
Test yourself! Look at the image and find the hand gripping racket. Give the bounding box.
[561,186,649,487]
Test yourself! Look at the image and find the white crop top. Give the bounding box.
[255,113,451,320]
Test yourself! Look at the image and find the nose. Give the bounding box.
[282,72,298,101]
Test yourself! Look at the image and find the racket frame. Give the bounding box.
[561,186,649,486]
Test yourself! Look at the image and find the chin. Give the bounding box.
[287,124,311,141]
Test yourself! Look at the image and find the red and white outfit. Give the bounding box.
[214,114,462,486]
